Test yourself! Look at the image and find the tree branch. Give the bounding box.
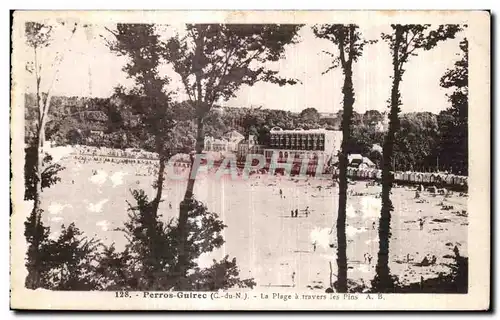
[41,24,79,127]
[347,26,356,67]
[338,30,347,70]
[398,30,418,70]
[207,46,237,106]
[33,46,42,125]
[205,43,234,105]
[104,26,118,38]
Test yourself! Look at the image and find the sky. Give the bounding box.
[19,23,465,114]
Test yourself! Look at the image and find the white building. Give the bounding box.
[263,127,342,164]
[223,130,245,152]
[204,136,228,152]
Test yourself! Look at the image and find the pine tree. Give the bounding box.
[374,24,461,292]
[313,24,375,293]
[164,24,302,280]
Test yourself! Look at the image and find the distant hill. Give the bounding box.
[24,94,428,157]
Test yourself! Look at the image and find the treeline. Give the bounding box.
[26,93,467,175]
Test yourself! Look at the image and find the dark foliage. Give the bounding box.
[24,217,102,290]
[94,190,255,291]
[24,145,65,201]
[437,39,468,175]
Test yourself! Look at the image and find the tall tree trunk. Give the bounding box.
[152,144,167,216]
[25,94,46,289]
[175,29,206,287]
[175,117,204,287]
[153,158,166,209]
[25,28,74,289]
[146,151,167,289]
[375,27,403,292]
[183,117,204,200]
[336,64,354,293]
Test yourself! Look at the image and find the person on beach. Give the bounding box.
[312,241,317,252]
[295,209,299,218]
[279,189,283,198]
[305,206,310,217]
[291,210,294,218]
[364,253,373,264]
[419,218,425,230]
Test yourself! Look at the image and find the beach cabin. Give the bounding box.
[416,173,423,183]
[422,173,430,184]
[362,169,369,179]
[393,171,401,183]
[403,172,409,182]
[430,173,437,184]
[445,174,454,185]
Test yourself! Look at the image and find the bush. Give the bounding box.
[25,216,102,290]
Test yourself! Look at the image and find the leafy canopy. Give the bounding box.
[381,24,462,75]
[164,24,302,112]
[313,24,376,74]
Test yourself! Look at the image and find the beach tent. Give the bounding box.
[361,169,369,178]
[416,173,423,183]
[402,172,409,181]
[430,174,437,183]
[394,171,403,181]
[422,173,430,183]
[352,168,359,177]
[445,174,454,185]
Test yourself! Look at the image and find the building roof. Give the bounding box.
[348,154,364,161]
[362,157,375,167]
[223,130,245,140]
[238,136,258,145]
[270,127,339,134]
[205,136,228,144]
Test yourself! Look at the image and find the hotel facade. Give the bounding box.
[263,127,342,165]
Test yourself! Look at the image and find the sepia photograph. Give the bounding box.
[9,10,490,310]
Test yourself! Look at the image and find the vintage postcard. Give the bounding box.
[10,10,490,310]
